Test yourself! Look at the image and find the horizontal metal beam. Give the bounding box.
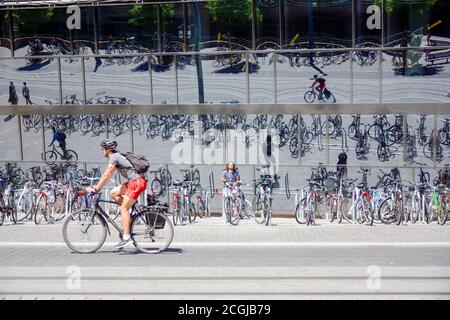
[1,103,449,115]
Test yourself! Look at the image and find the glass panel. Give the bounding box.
[178,54,199,104]
[0,56,59,106]
[195,0,253,49]
[0,115,20,160]
[134,114,199,165]
[73,7,95,56]
[352,49,381,103]
[437,114,450,165]
[256,0,280,49]
[13,8,69,57]
[283,0,308,49]
[299,114,327,166]
[0,12,11,57]
[356,0,382,46]
[250,52,273,103]
[278,49,350,104]
[97,4,158,60]
[202,52,246,104]
[61,59,83,104]
[407,114,434,167]
[384,0,445,48]
[85,54,149,105]
[382,49,450,103]
[161,3,186,52]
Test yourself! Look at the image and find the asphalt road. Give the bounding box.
[0,219,449,299]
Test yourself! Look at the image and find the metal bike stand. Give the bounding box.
[165,164,170,213]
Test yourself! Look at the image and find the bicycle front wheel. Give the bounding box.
[62,210,107,254]
[304,91,316,103]
[42,150,57,164]
[252,195,265,224]
[132,212,173,254]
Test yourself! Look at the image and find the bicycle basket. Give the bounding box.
[145,212,166,230]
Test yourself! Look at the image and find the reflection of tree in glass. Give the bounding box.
[206,0,263,35]
[5,9,54,35]
[374,0,439,74]
[128,4,175,28]
[374,0,438,15]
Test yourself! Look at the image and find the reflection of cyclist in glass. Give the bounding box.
[311,74,327,100]
[49,125,69,159]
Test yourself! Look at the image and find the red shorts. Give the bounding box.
[123,177,147,201]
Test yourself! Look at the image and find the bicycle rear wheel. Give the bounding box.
[225,196,241,225]
[62,210,107,254]
[295,198,307,224]
[188,202,197,223]
[132,212,173,254]
[17,194,33,222]
[252,195,265,224]
[50,193,66,222]
[34,194,48,225]
[339,197,353,223]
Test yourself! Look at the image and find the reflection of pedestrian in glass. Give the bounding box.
[22,82,32,105]
[4,82,18,122]
[8,82,18,105]
[94,57,102,72]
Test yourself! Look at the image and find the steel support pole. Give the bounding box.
[41,115,46,157]
[81,57,87,104]
[246,53,250,103]
[251,0,257,50]
[174,55,179,104]
[93,7,99,54]
[8,10,14,57]
[57,57,63,105]
[148,55,154,104]
[433,114,437,167]
[273,53,277,104]
[403,114,407,164]
[16,116,24,161]
[129,115,134,153]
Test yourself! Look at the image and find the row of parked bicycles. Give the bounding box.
[1,159,449,227]
[0,161,210,227]
[15,113,450,164]
[289,164,450,226]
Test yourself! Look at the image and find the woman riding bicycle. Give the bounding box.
[311,74,327,100]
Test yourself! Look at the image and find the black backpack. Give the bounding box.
[58,130,66,140]
[120,152,150,175]
[338,152,347,165]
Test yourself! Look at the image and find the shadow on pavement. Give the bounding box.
[17,57,52,71]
